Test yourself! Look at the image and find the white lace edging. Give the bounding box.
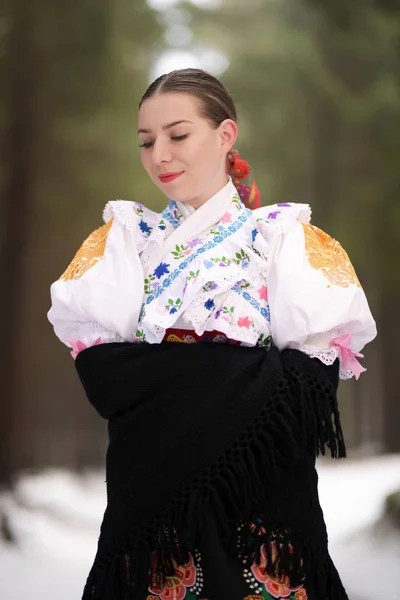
[253,203,312,237]
[103,200,140,230]
[70,321,126,348]
[295,343,354,380]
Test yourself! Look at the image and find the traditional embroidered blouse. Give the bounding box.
[48,180,377,379]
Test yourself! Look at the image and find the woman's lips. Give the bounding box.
[158,171,184,183]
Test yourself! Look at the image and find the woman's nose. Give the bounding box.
[152,139,172,166]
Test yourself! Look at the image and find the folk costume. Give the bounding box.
[48,151,376,600]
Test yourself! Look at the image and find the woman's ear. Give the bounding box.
[219,119,238,153]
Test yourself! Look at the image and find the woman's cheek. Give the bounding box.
[141,151,152,175]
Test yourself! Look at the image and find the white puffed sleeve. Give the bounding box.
[48,205,144,357]
[266,217,377,379]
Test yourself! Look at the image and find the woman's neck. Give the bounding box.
[177,176,231,214]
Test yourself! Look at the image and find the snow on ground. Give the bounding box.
[318,454,400,600]
[0,455,400,600]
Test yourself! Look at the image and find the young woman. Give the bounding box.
[48,68,376,600]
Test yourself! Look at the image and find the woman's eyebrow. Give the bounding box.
[137,120,193,134]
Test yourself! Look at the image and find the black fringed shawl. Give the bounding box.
[75,342,348,600]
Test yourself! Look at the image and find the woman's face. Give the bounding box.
[138,92,237,208]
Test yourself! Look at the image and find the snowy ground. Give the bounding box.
[0,455,400,600]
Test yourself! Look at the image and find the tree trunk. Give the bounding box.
[379,286,400,452]
[0,4,36,485]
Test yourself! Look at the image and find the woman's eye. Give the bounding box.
[138,134,188,148]
[171,134,188,142]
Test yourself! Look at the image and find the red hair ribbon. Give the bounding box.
[227,149,261,209]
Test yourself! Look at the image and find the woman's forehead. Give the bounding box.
[138,92,203,129]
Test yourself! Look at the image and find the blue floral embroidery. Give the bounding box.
[204,260,214,269]
[139,219,152,235]
[251,228,258,243]
[204,299,215,311]
[170,307,178,314]
[232,284,271,323]
[144,211,251,307]
[153,262,170,279]
[161,201,181,229]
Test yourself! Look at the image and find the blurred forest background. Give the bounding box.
[0,0,399,487]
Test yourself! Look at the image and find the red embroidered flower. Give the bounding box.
[251,543,303,599]
[148,554,197,600]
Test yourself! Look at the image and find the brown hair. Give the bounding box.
[139,68,237,128]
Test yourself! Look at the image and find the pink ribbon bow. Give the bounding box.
[66,337,102,360]
[329,334,366,380]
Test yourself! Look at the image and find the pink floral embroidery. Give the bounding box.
[250,521,267,536]
[251,543,303,598]
[66,337,102,360]
[148,553,197,600]
[295,590,309,600]
[257,286,268,301]
[220,212,233,224]
[237,316,252,328]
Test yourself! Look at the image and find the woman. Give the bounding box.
[48,68,376,600]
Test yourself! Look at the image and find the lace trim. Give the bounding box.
[253,203,312,238]
[103,200,165,255]
[69,321,125,349]
[294,342,354,380]
[103,200,138,230]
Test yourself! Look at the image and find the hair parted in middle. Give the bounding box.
[139,68,237,128]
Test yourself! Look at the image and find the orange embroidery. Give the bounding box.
[301,222,360,288]
[60,219,113,281]
[164,334,185,343]
[243,596,264,600]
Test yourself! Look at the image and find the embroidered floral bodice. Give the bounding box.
[48,180,376,379]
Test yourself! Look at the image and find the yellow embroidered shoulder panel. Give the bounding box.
[59,219,113,282]
[301,222,360,288]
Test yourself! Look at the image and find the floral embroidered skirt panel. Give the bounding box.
[126,512,310,600]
